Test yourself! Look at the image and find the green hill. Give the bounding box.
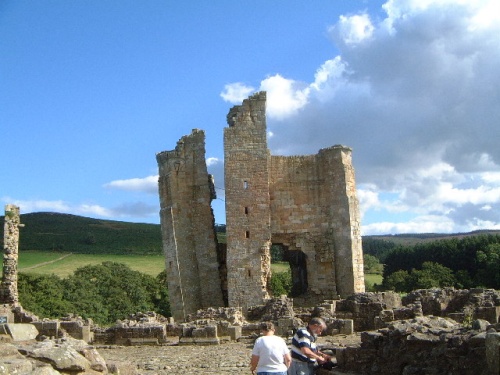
[0,212,162,255]
[1,211,499,256]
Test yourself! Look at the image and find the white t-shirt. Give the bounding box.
[252,334,289,373]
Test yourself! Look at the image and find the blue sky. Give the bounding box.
[2,0,500,235]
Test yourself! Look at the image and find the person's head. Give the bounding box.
[261,321,275,333]
[308,317,326,336]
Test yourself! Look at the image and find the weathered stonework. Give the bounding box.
[157,92,364,319]
[1,204,23,305]
[224,92,364,310]
[156,129,225,321]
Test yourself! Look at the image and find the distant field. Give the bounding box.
[365,273,383,285]
[12,251,382,284]
[16,251,165,278]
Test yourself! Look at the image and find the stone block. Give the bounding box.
[205,325,217,338]
[339,319,354,335]
[227,325,241,341]
[485,331,500,375]
[5,323,38,341]
[32,321,59,338]
[475,306,500,325]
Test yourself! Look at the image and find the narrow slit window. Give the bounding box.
[247,269,252,277]
[244,207,249,215]
[245,231,250,238]
[243,180,248,189]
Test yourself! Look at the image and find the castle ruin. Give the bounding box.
[157,92,364,321]
[0,204,22,306]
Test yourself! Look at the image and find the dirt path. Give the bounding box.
[20,253,73,270]
[98,335,361,375]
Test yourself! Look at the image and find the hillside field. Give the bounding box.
[16,251,166,278]
[11,252,383,287]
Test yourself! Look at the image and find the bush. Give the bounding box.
[269,269,292,296]
[19,262,170,325]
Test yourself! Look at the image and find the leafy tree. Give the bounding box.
[64,262,162,324]
[270,244,285,262]
[363,254,383,274]
[18,262,171,325]
[475,243,500,288]
[384,270,411,292]
[269,269,292,296]
[155,271,171,318]
[384,262,456,292]
[18,273,74,318]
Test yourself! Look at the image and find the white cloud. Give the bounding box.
[103,175,158,194]
[1,197,71,213]
[259,74,310,120]
[206,157,220,167]
[334,13,374,45]
[220,82,255,104]
[0,196,158,221]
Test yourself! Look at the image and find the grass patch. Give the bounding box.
[17,251,165,278]
[365,273,383,285]
[271,262,290,273]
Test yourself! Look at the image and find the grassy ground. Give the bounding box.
[17,251,165,278]
[14,252,383,284]
[365,273,383,285]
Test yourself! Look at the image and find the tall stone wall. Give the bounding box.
[224,92,364,310]
[224,92,272,310]
[1,204,22,305]
[156,129,224,321]
[268,146,364,302]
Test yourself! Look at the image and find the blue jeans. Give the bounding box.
[287,360,315,375]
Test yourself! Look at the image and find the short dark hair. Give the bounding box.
[309,317,326,328]
[261,321,275,331]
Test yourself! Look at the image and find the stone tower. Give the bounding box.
[156,129,225,321]
[224,92,272,309]
[157,92,364,318]
[223,92,364,310]
[0,204,22,305]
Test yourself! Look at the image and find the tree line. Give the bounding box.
[18,262,170,325]
[380,234,500,292]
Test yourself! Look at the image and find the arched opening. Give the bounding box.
[271,243,308,297]
[285,249,308,297]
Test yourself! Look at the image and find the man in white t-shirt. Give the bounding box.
[250,321,291,375]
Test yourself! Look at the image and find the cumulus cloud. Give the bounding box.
[222,0,500,234]
[333,13,374,45]
[103,175,158,194]
[220,82,255,104]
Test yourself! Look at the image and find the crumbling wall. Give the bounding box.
[223,92,364,310]
[1,204,22,305]
[158,92,364,317]
[224,92,272,311]
[156,129,224,321]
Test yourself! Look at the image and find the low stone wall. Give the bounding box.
[336,316,500,375]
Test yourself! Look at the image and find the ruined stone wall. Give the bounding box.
[224,92,272,311]
[269,146,364,301]
[159,92,364,317]
[0,204,21,305]
[223,92,364,310]
[156,129,224,321]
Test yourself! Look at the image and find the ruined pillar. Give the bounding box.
[1,204,22,305]
[156,129,225,321]
[224,92,272,311]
